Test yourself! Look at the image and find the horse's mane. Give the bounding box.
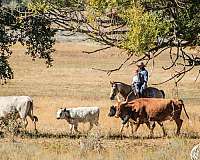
[113,81,131,87]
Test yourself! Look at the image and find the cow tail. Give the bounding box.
[178,99,189,119]
[95,108,100,126]
[30,101,38,122]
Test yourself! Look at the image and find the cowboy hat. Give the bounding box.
[136,61,146,67]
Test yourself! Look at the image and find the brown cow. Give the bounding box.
[115,98,189,137]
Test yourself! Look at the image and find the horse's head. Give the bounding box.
[109,81,119,100]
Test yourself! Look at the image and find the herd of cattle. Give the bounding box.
[0,94,190,137]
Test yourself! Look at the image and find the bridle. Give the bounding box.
[111,83,119,97]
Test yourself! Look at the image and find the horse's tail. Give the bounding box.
[160,90,165,98]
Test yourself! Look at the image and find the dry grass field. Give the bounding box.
[0,42,200,160]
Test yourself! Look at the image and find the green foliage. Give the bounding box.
[0,7,18,55]
[87,0,133,12]
[86,1,172,55]
[0,8,17,83]
[0,4,56,82]
[87,0,108,12]
[86,0,199,56]
[0,56,14,83]
[175,1,200,45]
[28,0,51,13]
[121,5,171,55]
[21,15,56,67]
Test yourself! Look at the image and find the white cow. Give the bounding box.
[0,96,38,131]
[56,107,100,134]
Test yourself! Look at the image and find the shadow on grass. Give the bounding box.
[6,130,200,140]
[19,130,88,139]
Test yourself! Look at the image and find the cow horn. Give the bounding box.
[117,96,121,103]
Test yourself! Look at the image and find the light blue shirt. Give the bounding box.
[138,68,148,84]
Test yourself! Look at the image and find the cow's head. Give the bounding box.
[108,105,116,117]
[115,102,132,125]
[56,108,70,119]
[115,100,123,118]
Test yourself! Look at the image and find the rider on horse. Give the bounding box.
[131,61,148,98]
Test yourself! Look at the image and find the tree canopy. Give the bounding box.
[0,0,200,84]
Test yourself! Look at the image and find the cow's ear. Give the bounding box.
[110,81,114,85]
[63,108,67,112]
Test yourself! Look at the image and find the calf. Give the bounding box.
[115,98,189,136]
[56,107,99,134]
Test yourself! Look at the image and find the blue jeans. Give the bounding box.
[132,83,147,96]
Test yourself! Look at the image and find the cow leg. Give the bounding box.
[120,123,125,139]
[120,124,125,134]
[122,115,130,125]
[126,122,129,128]
[89,122,94,131]
[23,118,28,129]
[69,124,73,134]
[33,116,38,132]
[130,122,134,135]
[27,113,38,132]
[74,123,80,134]
[29,116,38,132]
[175,118,183,135]
[147,121,155,137]
[134,122,141,133]
[157,122,167,137]
[94,119,99,126]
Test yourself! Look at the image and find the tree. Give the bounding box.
[30,0,200,83]
[0,0,200,84]
[0,1,56,84]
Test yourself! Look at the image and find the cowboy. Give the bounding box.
[133,61,148,97]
